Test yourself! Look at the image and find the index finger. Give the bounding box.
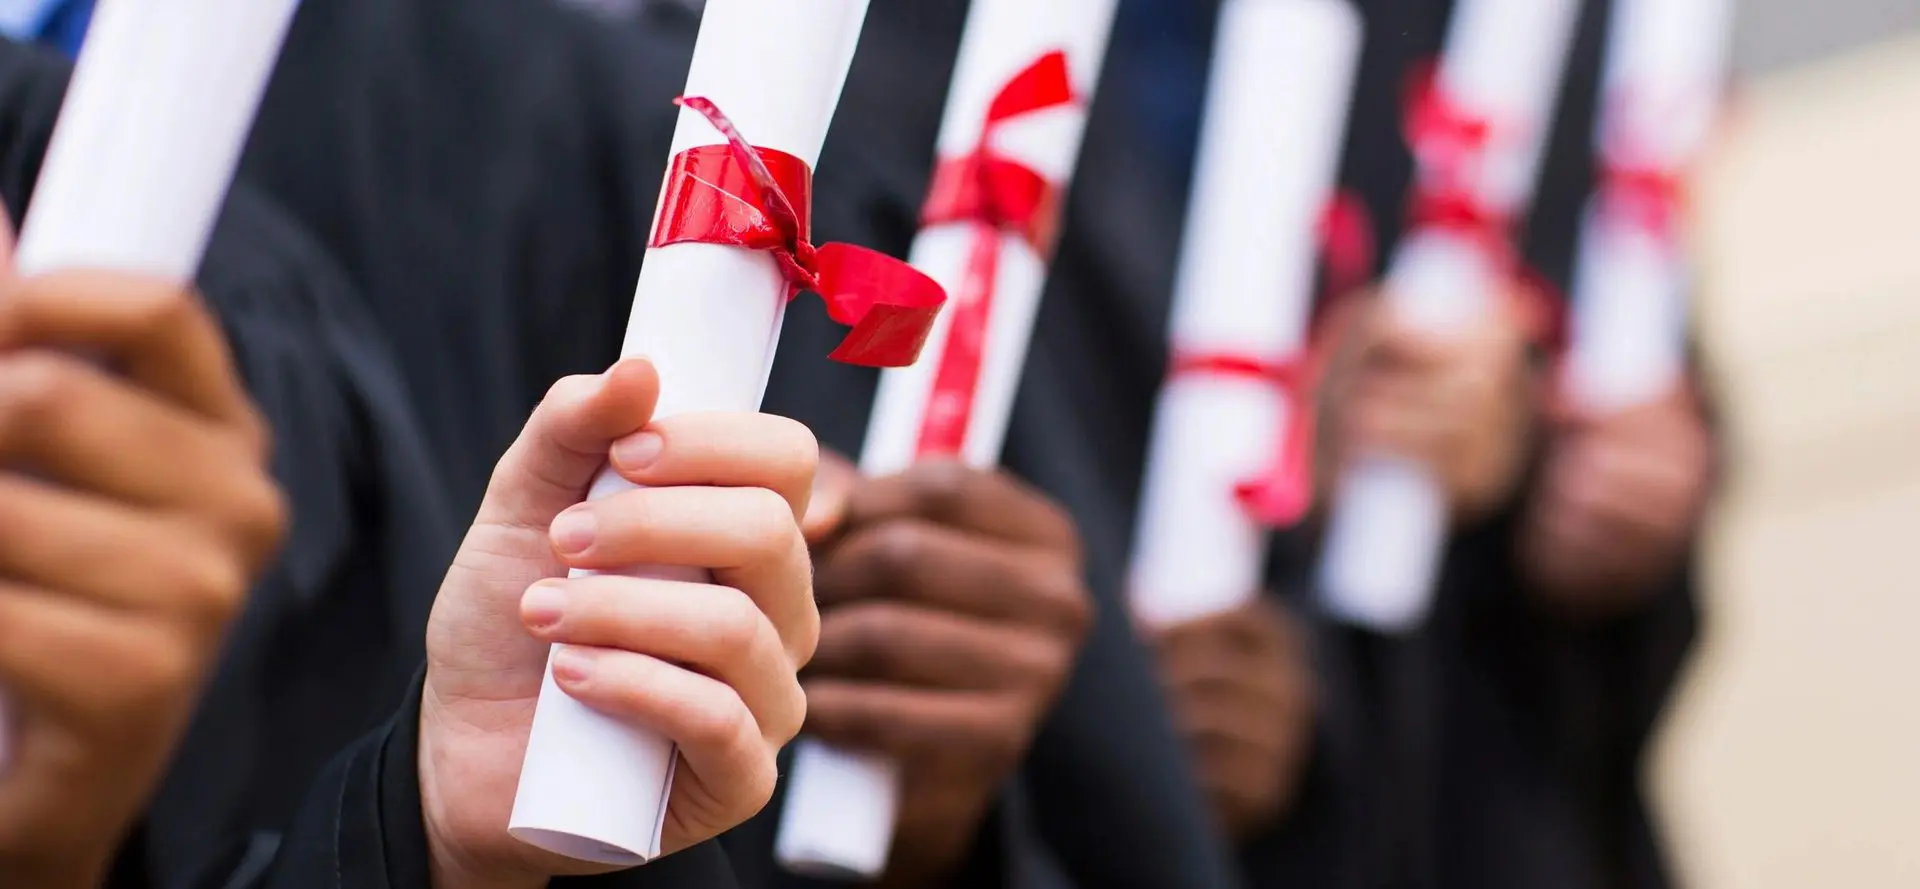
[846,460,1078,554]
[0,272,252,427]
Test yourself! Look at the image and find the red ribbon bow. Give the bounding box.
[912,51,1079,456]
[1168,351,1323,527]
[1167,195,1378,529]
[650,96,947,368]
[1401,60,1515,268]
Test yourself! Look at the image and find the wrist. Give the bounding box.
[418,704,547,889]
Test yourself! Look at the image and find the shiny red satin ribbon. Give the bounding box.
[912,51,1079,456]
[649,96,947,368]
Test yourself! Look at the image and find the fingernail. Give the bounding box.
[611,430,664,471]
[552,647,594,684]
[550,508,598,556]
[521,582,566,630]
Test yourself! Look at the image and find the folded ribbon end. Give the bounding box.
[812,242,948,368]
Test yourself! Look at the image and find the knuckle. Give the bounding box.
[0,351,79,425]
[705,588,765,654]
[863,520,929,586]
[736,486,799,550]
[683,694,752,753]
[830,606,902,679]
[1031,565,1093,639]
[227,476,290,569]
[907,460,973,517]
[769,414,820,478]
[765,677,809,747]
[173,549,251,629]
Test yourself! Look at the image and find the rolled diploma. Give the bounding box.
[507,0,871,866]
[1315,0,1582,632]
[1564,0,1732,413]
[775,0,1119,878]
[0,0,300,771]
[1127,0,1362,629]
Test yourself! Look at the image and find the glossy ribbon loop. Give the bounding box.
[651,96,947,368]
[913,51,1079,456]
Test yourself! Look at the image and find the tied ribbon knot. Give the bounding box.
[1169,351,1323,528]
[913,50,1079,456]
[1401,60,1515,268]
[650,96,947,368]
[1400,60,1566,351]
[1168,195,1377,529]
[1597,161,1684,240]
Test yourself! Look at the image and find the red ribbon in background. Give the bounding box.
[650,96,947,368]
[912,50,1079,456]
[1401,60,1516,268]
[1594,91,1689,245]
[1167,191,1377,529]
[1401,61,1568,351]
[1168,351,1322,528]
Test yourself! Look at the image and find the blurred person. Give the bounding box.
[0,24,825,889]
[0,221,286,889]
[230,0,1243,887]
[1294,2,1716,889]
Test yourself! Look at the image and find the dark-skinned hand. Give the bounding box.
[1151,599,1315,842]
[802,452,1093,888]
[1317,287,1537,524]
[1520,385,1712,619]
[0,222,285,887]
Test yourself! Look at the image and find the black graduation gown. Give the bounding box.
[1231,2,1703,889]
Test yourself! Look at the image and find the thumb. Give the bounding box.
[473,357,661,531]
[801,449,858,545]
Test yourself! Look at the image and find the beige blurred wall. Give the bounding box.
[1653,27,1920,889]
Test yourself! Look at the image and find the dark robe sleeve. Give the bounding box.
[224,674,737,889]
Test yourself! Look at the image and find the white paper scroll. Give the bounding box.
[0,0,301,773]
[1563,0,1732,413]
[507,0,873,866]
[1315,0,1582,633]
[1126,0,1362,629]
[775,0,1119,878]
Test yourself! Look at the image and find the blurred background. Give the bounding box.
[1660,1,1920,887]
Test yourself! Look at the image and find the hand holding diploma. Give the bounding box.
[505,0,941,866]
[1315,0,1582,632]
[0,236,285,889]
[778,0,1117,876]
[796,453,1092,887]
[1149,599,1315,842]
[1523,0,1730,617]
[419,360,821,888]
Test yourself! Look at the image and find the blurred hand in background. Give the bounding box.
[803,453,1093,888]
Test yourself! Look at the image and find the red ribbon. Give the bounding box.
[650,96,947,368]
[912,51,1079,456]
[1401,60,1516,268]
[1597,162,1684,239]
[1167,197,1379,530]
[1168,351,1322,527]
